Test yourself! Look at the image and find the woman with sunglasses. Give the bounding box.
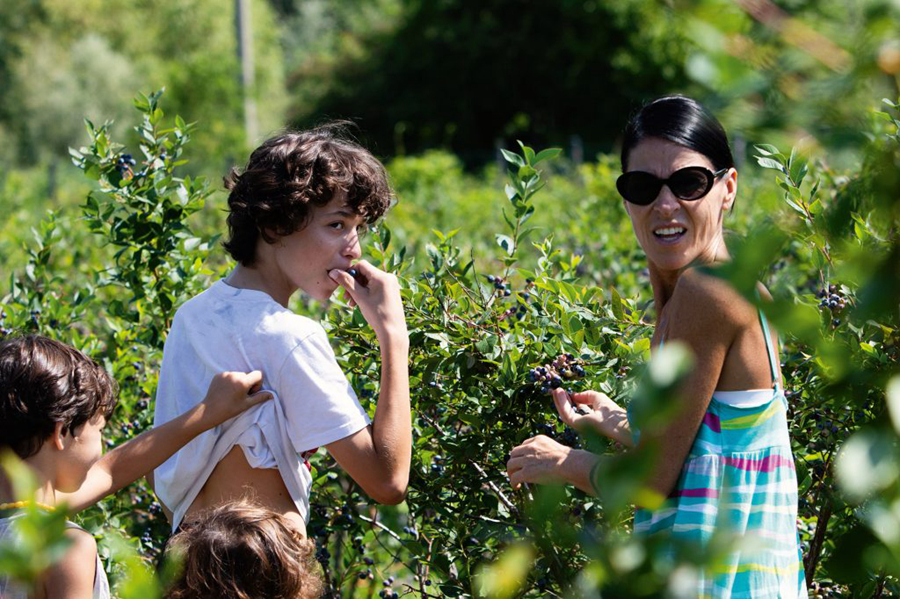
[507,96,807,597]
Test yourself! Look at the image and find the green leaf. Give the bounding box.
[534,148,562,164]
[475,542,534,598]
[836,428,899,501]
[500,149,524,168]
[754,144,782,158]
[886,376,900,435]
[756,157,786,172]
[495,234,514,256]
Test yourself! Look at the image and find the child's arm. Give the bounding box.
[57,371,272,513]
[326,261,412,504]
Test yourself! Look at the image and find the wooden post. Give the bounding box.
[236,0,258,146]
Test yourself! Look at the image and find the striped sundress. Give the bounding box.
[631,309,808,598]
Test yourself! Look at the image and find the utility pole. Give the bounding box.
[236,0,258,146]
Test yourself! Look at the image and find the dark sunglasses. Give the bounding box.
[616,166,729,206]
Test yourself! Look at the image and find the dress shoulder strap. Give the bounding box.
[757,307,780,390]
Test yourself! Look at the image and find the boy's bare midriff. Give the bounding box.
[183,445,307,536]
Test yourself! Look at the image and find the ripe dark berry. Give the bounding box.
[550,377,563,389]
[503,289,511,296]
[359,572,368,580]
[487,275,496,283]
[364,557,374,565]
[348,268,358,277]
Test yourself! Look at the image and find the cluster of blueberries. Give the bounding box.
[0,310,9,337]
[116,153,137,177]
[485,275,537,321]
[527,353,586,394]
[486,274,512,296]
[429,455,445,476]
[816,284,846,327]
[534,422,580,448]
[377,576,402,598]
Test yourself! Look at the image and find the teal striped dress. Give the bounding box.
[631,310,808,598]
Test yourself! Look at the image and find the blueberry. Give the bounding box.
[359,572,368,580]
[832,319,840,326]
[520,292,530,300]
[550,377,563,389]
[348,268,358,277]
[503,289,511,296]
[383,580,391,587]
[388,576,395,584]
[487,275,496,283]
[525,278,533,284]
[364,557,374,565]
[392,593,399,599]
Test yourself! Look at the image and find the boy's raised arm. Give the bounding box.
[326,261,412,504]
[57,371,272,513]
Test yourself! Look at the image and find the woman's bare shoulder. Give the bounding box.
[669,268,758,332]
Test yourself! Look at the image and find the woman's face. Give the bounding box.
[623,137,737,273]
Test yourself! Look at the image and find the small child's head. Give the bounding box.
[223,123,393,269]
[165,499,323,599]
[0,335,117,491]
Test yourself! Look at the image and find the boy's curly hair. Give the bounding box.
[0,335,118,459]
[223,123,393,266]
[165,499,323,599]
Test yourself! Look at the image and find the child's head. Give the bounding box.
[0,335,117,490]
[165,499,323,599]
[223,123,393,269]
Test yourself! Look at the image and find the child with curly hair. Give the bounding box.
[164,499,323,599]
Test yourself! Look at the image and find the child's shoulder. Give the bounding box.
[42,525,99,596]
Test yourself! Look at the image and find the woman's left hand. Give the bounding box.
[506,435,572,489]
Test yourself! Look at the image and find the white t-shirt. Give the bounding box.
[153,280,371,530]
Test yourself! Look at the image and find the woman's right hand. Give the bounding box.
[551,389,634,448]
[329,260,408,346]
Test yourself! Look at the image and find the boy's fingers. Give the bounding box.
[329,269,358,296]
[351,260,378,277]
[342,288,357,308]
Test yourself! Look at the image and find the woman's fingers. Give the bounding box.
[569,391,597,405]
[552,389,578,425]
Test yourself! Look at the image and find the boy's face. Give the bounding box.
[55,414,106,493]
[272,192,366,302]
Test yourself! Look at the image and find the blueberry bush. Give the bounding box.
[1,91,899,598]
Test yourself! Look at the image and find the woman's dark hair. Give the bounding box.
[165,499,323,599]
[621,96,734,172]
[0,335,118,459]
[223,123,394,266]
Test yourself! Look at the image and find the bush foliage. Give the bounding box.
[0,90,898,598]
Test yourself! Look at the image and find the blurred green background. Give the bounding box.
[2,0,897,277]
